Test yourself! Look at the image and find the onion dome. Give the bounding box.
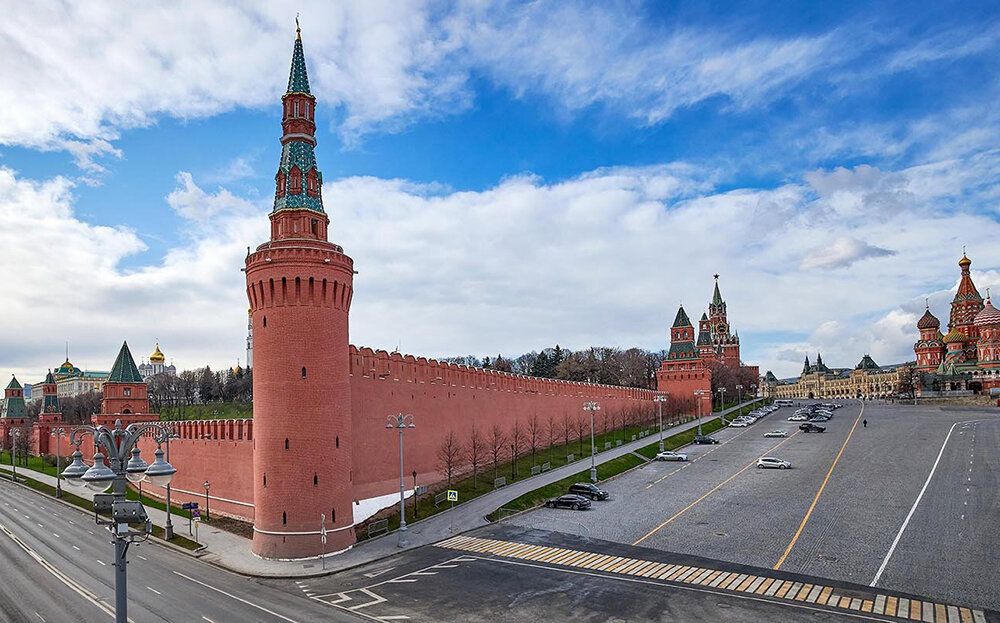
[941,328,968,344]
[959,253,972,268]
[149,342,165,363]
[974,297,1000,327]
[917,305,940,330]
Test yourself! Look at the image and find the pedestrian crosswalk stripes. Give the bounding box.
[434,535,988,623]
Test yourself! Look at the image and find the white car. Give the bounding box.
[757,457,791,469]
[655,451,687,461]
[729,420,750,428]
[787,414,808,421]
[763,430,787,438]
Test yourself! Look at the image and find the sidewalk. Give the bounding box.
[1,398,764,578]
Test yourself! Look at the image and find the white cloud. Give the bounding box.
[800,236,896,270]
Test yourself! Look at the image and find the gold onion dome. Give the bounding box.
[149,342,166,363]
[959,253,972,268]
[941,328,968,344]
[974,297,1000,326]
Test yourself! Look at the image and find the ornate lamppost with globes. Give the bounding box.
[50,427,67,498]
[61,419,177,623]
[386,413,414,548]
[654,393,669,452]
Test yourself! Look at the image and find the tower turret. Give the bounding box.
[2,376,27,419]
[914,300,945,371]
[102,341,149,415]
[974,291,1000,369]
[950,251,984,363]
[245,23,355,559]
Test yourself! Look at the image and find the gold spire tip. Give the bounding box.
[295,13,301,38]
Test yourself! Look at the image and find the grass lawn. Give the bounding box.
[488,417,724,520]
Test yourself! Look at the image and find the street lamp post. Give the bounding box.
[736,384,743,414]
[9,428,20,482]
[164,431,178,540]
[61,419,177,623]
[583,402,600,483]
[386,413,414,548]
[203,480,210,521]
[51,427,67,498]
[654,394,669,452]
[693,390,709,436]
[717,387,727,422]
[412,471,418,520]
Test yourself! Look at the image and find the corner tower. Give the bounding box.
[245,24,355,559]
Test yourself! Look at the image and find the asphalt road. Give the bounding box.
[506,401,1000,611]
[278,524,909,623]
[0,477,354,623]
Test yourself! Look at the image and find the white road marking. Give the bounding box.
[97,560,106,566]
[870,419,978,587]
[35,612,45,622]
[52,533,60,538]
[138,555,147,561]
[146,586,161,595]
[202,617,216,623]
[72,545,80,551]
[363,567,396,578]
[0,520,115,619]
[173,571,300,622]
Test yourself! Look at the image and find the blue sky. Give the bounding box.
[1,1,999,382]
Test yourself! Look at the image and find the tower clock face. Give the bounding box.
[716,323,727,334]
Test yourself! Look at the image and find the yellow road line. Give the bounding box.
[633,433,800,545]
[773,403,865,570]
[645,426,754,488]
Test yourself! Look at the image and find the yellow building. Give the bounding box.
[762,354,912,400]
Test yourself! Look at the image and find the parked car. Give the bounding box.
[799,422,826,433]
[788,414,809,421]
[757,457,791,469]
[809,415,831,422]
[568,483,609,500]
[763,430,788,438]
[655,451,688,461]
[693,435,719,445]
[545,494,592,510]
[729,420,750,428]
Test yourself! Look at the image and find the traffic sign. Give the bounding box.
[181,502,199,510]
[193,516,201,522]
[446,490,458,502]
[192,508,201,517]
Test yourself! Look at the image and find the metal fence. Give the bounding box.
[367,518,389,538]
[494,477,506,489]
[434,491,449,507]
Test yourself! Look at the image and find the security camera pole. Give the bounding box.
[653,394,669,452]
[62,419,177,623]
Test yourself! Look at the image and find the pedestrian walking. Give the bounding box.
[863,418,867,428]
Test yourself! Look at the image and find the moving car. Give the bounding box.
[568,483,610,500]
[757,457,791,469]
[655,451,688,461]
[693,435,719,445]
[809,415,831,422]
[799,422,826,433]
[763,430,787,438]
[545,494,592,510]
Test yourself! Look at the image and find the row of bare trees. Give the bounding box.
[436,398,694,489]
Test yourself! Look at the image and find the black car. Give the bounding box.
[568,483,610,500]
[545,494,592,510]
[693,435,720,445]
[799,422,826,433]
[809,415,831,422]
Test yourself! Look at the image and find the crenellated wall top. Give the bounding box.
[349,344,658,401]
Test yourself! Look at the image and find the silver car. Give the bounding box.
[763,430,787,438]
[655,451,688,462]
[757,456,791,469]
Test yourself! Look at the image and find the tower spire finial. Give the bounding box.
[295,13,301,39]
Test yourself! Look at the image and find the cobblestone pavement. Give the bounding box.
[506,402,1000,612]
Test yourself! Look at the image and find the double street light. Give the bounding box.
[61,419,177,623]
[583,401,600,483]
[693,390,709,436]
[8,428,21,482]
[386,413,414,548]
[654,394,669,452]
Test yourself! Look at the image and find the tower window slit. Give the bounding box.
[313,473,318,486]
[285,438,289,450]
[302,366,306,378]
[282,511,287,525]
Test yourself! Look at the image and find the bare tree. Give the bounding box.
[436,430,463,488]
[509,421,526,479]
[488,424,506,481]
[526,413,541,467]
[574,414,588,456]
[562,412,571,449]
[545,414,557,464]
[465,425,485,490]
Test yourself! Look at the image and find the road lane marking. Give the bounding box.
[870,419,981,587]
[72,545,80,551]
[773,404,865,569]
[96,560,106,566]
[146,586,161,595]
[201,617,216,623]
[173,571,300,622]
[633,433,800,546]
[0,520,115,619]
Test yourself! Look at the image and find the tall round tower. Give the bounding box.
[245,24,355,559]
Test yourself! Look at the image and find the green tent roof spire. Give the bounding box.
[287,22,311,94]
[672,305,692,328]
[6,375,21,390]
[108,341,144,384]
[712,274,724,306]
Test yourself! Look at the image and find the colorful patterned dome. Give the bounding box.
[974,298,1000,326]
[941,328,968,344]
[917,306,940,330]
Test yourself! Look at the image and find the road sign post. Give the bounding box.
[447,489,458,509]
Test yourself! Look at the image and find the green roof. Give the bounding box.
[287,31,311,93]
[44,370,55,384]
[6,375,21,390]
[712,277,724,306]
[3,376,26,418]
[107,342,144,384]
[667,341,698,360]
[672,305,692,328]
